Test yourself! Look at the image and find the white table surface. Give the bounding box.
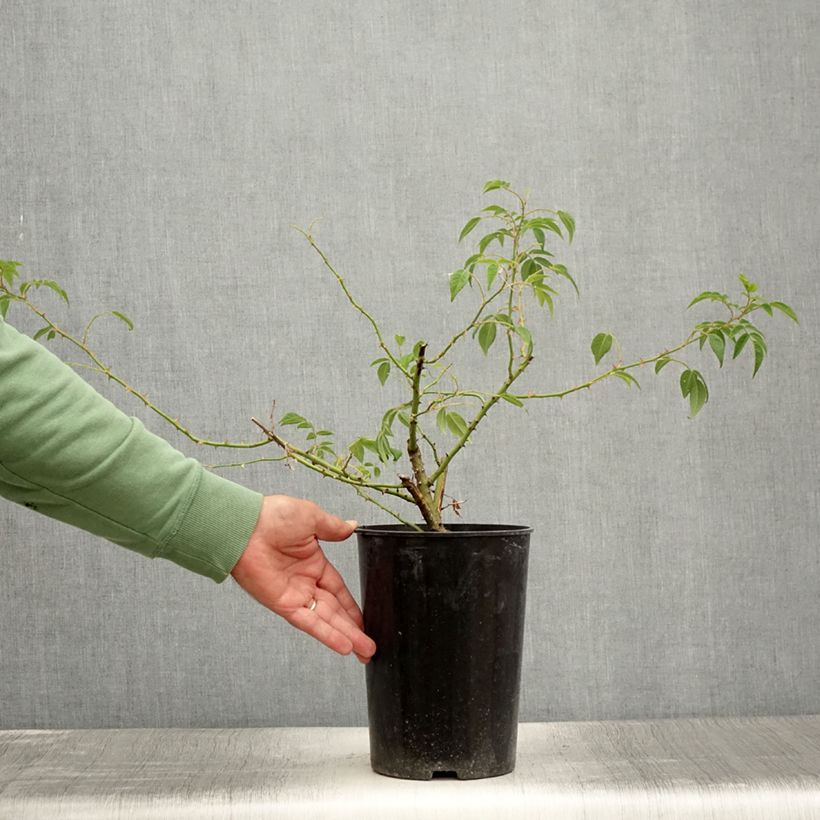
[2,716,820,819]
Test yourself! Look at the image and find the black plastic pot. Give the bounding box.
[357,523,531,780]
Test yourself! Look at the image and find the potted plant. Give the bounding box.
[0,179,797,780]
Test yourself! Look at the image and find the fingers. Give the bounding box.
[315,591,376,659]
[312,507,358,542]
[318,561,365,630]
[287,594,376,660]
[287,605,354,656]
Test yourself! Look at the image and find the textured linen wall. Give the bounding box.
[1,0,818,728]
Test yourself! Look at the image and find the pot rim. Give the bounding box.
[356,523,532,537]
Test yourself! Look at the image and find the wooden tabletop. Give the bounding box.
[2,716,820,818]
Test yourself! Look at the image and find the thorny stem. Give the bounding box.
[513,305,756,401]
[14,294,272,450]
[352,485,422,530]
[405,343,439,529]
[429,352,534,485]
[506,206,522,379]
[295,224,410,379]
[428,282,507,365]
[249,418,412,501]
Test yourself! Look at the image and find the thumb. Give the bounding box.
[314,510,358,542]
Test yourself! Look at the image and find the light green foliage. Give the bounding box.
[0,180,798,530]
[591,332,613,365]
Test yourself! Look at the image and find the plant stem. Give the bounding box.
[296,226,409,378]
[351,485,423,530]
[404,343,440,529]
[17,296,273,449]
[249,417,413,502]
[428,282,507,365]
[429,352,533,486]
[514,309,753,401]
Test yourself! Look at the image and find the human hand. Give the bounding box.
[230,495,376,662]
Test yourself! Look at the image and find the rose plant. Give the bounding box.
[0,179,798,531]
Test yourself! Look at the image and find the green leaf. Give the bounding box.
[520,258,537,281]
[514,324,533,350]
[436,407,449,434]
[548,263,579,295]
[394,334,405,347]
[557,210,575,243]
[377,361,390,385]
[655,357,672,374]
[446,411,469,438]
[591,332,613,365]
[33,325,51,341]
[380,407,398,433]
[316,443,336,459]
[613,370,640,389]
[532,227,545,245]
[39,279,69,304]
[708,331,725,367]
[680,369,708,417]
[486,262,499,289]
[688,291,730,309]
[759,302,773,316]
[0,260,22,286]
[483,179,511,193]
[349,440,366,462]
[459,216,481,243]
[463,253,482,272]
[533,285,555,316]
[0,296,10,320]
[397,411,410,427]
[770,301,798,323]
[375,434,392,463]
[47,329,56,340]
[732,333,750,359]
[499,392,524,407]
[280,412,307,426]
[739,273,758,293]
[478,231,505,254]
[529,217,562,238]
[492,312,514,327]
[690,379,708,417]
[111,310,134,330]
[752,337,766,377]
[478,320,497,354]
[449,268,470,301]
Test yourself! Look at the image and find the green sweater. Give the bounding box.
[0,316,263,582]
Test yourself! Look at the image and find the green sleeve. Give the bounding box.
[0,316,263,583]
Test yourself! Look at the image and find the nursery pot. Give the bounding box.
[357,523,531,780]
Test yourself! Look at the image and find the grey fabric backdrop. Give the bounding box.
[1,0,817,729]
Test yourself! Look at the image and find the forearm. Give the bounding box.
[0,316,262,582]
